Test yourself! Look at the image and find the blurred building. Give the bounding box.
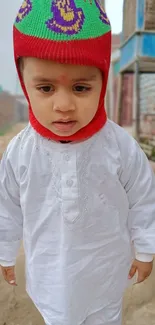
[120,0,155,138]
[0,90,28,132]
[107,0,155,141]
[106,35,122,123]
[100,0,105,6]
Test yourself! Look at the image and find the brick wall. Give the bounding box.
[145,0,155,30]
[140,74,155,136]
[140,74,155,114]
[123,0,136,41]
[111,73,133,126]
[121,74,133,126]
[123,0,155,40]
[111,71,155,135]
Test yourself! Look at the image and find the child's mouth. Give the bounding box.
[52,120,77,132]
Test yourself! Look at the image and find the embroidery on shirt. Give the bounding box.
[16,0,32,23]
[94,0,110,25]
[46,0,85,35]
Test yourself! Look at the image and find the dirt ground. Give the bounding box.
[0,124,155,325]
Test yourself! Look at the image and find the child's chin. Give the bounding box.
[53,130,77,137]
[49,127,78,137]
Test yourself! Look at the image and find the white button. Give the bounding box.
[66,179,73,187]
[99,193,106,203]
[64,154,70,161]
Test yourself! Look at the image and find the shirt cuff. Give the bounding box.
[0,260,15,267]
[135,253,154,262]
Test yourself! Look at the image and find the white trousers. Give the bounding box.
[45,300,122,325]
[82,302,122,325]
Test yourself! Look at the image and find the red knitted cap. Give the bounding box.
[13,0,111,141]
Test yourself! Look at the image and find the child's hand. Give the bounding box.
[128,259,153,283]
[0,265,17,286]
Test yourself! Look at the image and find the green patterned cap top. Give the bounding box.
[14,0,111,41]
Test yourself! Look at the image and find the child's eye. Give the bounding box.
[73,85,91,93]
[37,86,54,93]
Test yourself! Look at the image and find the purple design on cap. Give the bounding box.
[46,0,85,35]
[16,0,32,23]
[95,0,110,25]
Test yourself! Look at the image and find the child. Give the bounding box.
[0,1,155,324]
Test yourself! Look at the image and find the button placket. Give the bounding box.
[64,153,70,162]
[61,150,79,223]
[66,179,73,187]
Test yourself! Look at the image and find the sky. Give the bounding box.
[0,0,124,94]
[106,0,124,34]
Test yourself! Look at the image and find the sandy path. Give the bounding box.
[0,124,155,325]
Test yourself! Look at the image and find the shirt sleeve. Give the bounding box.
[135,253,154,262]
[0,148,23,266]
[119,138,155,255]
[0,259,16,267]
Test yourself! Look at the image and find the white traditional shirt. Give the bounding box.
[0,120,155,325]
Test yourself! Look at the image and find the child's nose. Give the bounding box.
[53,93,75,112]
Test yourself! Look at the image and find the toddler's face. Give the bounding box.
[22,58,102,137]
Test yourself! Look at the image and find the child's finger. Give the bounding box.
[1,266,17,286]
[137,271,148,283]
[7,268,16,285]
[128,265,137,279]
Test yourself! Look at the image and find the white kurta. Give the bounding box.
[0,120,155,325]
